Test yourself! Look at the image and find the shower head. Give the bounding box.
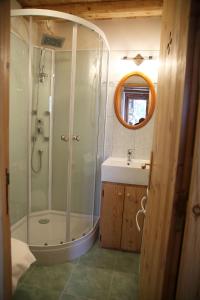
[41,34,65,48]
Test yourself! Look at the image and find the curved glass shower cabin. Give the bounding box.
[9,9,109,263]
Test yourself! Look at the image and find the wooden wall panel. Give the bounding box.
[139,0,192,299]
[17,0,163,19]
[0,0,12,299]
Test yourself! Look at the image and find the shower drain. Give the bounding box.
[38,218,50,224]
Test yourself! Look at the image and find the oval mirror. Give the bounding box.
[114,71,156,129]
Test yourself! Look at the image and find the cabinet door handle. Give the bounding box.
[118,192,122,196]
[127,193,130,197]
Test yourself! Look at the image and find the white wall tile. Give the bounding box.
[95,18,161,162]
[106,51,158,160]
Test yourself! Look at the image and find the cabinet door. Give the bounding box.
[121,185,146,252]
[100,182,124,249]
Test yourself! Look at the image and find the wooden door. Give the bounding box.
[100,182,124,249]
[139,0,195,299]
[0,0,12,299]
[121,185,146,252]
[176,10,200,298]
[176,80,200,300]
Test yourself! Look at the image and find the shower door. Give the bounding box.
[69,25,102,240]
[29,17,73,246]
[50,23,73,245]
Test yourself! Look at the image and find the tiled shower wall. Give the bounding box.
[95,18,161,160]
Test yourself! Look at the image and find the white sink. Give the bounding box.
[101,157,150,185]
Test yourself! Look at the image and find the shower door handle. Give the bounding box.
[72,135,80,142]
[61,135,69,142]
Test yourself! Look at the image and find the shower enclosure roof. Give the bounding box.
[11,8,110,51]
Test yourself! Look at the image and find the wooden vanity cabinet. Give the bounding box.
[100,182,146,252]
[121,186,145,252]
[99,183,124,249]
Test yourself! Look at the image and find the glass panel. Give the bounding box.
[51,50,72,244]
[52,51,71,212]
[51,21,73,245]
[28,17,73,246]
[29,46,52,245]
[94,40,109,224]
[9,30,29,243]
[70,26,101,240]
[31,47,52,212]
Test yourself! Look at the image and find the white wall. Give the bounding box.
[94,17,161,160]
[94,18,161,51]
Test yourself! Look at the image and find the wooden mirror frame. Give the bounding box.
[114,71,156,129]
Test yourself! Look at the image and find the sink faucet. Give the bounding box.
[127,149,135,162]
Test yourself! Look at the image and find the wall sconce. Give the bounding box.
[122,54,153,65]
[133,54,144,65]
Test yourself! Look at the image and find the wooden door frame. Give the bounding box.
[0,0,12,299]
[139,0,199,299]
[175,2,200,298]
[162,0,200,298]
[176,31,200,298]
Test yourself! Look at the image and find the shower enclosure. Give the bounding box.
[9,9,109,263]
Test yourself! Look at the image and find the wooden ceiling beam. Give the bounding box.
[18,0,163,20]
[18,0,138,4]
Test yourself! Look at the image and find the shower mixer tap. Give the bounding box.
[39,72,48,83]
[36,118,44,135]
[39,64,48,83]
[38,149,43,154]
[37,127,43,134]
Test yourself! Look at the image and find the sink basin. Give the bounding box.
[101,157,150,185]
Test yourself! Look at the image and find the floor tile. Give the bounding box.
[16,263,35,287]
[79,242,116,270]
[114,251,140,275]
[13,285,60,300]
[65,264,112,300]
[108,271,138,300]
[13,241,140,300]
[19,262,75,292]
[60,293,93,300]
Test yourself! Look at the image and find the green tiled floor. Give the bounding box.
[13,241,139,300]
